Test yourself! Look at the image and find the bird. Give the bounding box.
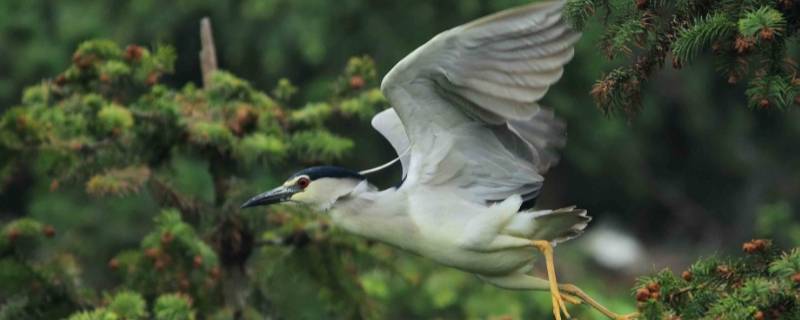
[242,1,633,319]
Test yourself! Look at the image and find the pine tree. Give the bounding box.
[631,240,800,319]
[0,39,385,319]
[565,0,800,115]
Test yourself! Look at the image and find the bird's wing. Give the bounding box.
[371,108,410,178]
[378,0,577,205]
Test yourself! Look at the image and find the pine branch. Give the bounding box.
[565,0,800,115]
[148,177,204,220]
[673,13,736,64]
[738,6,787,40]
[633,241,800,319]
[565,0,597,30]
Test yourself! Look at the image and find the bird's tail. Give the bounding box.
[504,206,591,245]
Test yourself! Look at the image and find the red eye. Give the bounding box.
[297,177,310,189]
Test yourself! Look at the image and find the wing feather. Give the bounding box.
[374,0,577,205]
[370,109,410,178]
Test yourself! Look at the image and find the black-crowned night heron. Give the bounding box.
[242,1,633,319]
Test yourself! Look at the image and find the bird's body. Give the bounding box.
[331,184,535,275]
[242,1,634,319]
[330,183,588,276]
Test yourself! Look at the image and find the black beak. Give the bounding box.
[240,185,298,209]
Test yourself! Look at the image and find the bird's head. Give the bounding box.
[240,166,367,211]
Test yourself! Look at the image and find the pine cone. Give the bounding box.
[716,265,732,277]
[209,266,222,280]
[791,272,800,284]
[161,232,174,246]
[72,53,95,69]
[228,106,256,136]
[124,45,144,62]
[760,28,775,41]
[154,259,166,270]
[54,74,67,86]
[682,270,693,281]
[43,225,56,238]
[349,75,365,90]
[146,72,160,86]
[734,36,754,54]
[144,247,160,259]
[743,239,770,253]
[6,228,20,242]
[193,255,203,269]
[108,258,120,270]
[635,287,651,302]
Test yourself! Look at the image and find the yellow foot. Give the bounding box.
[559,283,637,320]
[561,292,582,306]
[531,240,571,320]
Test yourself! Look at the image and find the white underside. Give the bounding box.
[329,185,579,278]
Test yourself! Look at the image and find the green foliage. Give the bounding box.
[0,39,381,318]
[290,130,355,161]
[339,89,387,121]
[65,292,195,320]
[564,0,596,30]
[0,218,79,319]
[106,291,148,319]
[673,13,736,63]
[745,75,800,110]
[271,78,298,102]
[633,241,800,319]
[67,309,118,320]
[153,294,195,320]
[566,0,800,114]
[97,104,135,135]
[738,7,787,38]
[233,133,287,165]
[85,166,151,197]
[289,102,334,126]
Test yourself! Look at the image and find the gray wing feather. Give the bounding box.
[377,0,577,204]
[371,108,410,177]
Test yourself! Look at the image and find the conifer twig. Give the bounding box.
[149,177,202,219]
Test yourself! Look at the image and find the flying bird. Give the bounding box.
[242,1,632,319]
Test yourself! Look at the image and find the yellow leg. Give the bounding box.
[559,283,639,320]
[561,292,581,305]
[531,240,570,320]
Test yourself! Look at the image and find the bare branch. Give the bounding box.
[199,17,218,89]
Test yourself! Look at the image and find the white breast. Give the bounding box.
[330,186,535,275]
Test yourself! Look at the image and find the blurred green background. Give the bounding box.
[1,0,799,319]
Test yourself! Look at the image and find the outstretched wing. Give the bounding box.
[375,0,578,205]
[371,108,410,178]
